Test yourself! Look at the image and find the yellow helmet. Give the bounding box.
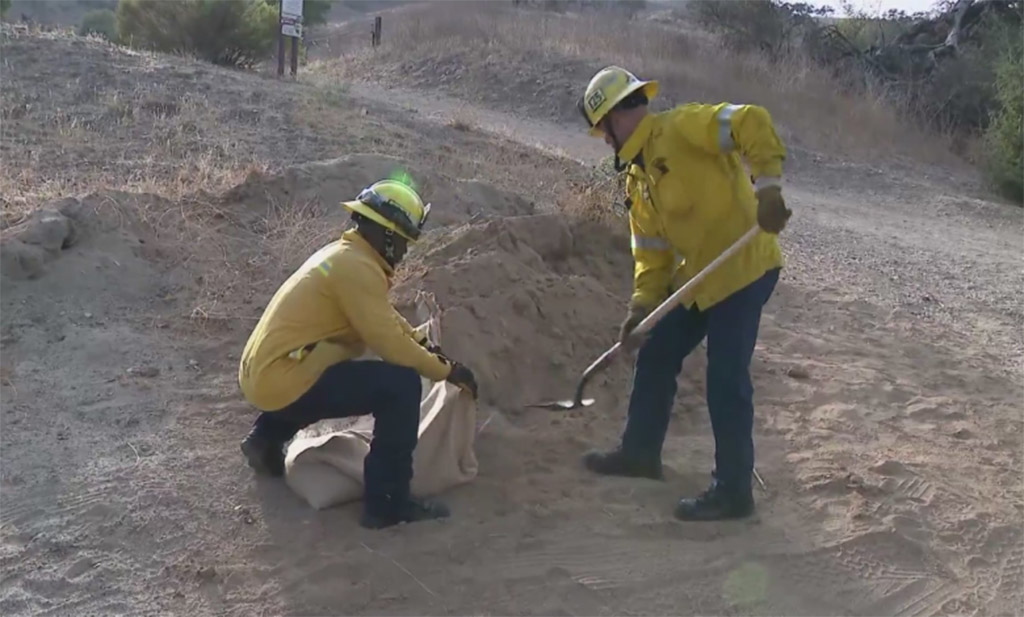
[578,66,659,137]
[342,179,431,242]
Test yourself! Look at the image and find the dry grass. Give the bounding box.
[0,28,278,224]
[0,154,270,228]
[181,193,337,330]
[322,1,965,169]
[1,16,649,327]
[555,159,629,232]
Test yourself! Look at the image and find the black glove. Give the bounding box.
[756,185,791,234]
[446,362,478,399]
[618,305,649,349]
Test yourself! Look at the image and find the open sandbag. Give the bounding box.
[283,292,480,510]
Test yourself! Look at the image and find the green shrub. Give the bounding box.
[0,0,10,18]
[79,9,119,42]
[985,36,1023,204]
[117,0,278,69]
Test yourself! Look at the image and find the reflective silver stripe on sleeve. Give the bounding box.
[754,176,782,190]
[717,104,742,152]
[631,235,671,251]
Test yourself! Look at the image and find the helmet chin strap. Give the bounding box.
[605,119,627,172]
[383,229,397,265]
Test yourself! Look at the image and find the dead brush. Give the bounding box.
[181,192,342,333]
[258,196,339,272]
[446,111,477,132]
[556,171,628,235]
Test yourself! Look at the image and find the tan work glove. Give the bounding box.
[618,305,649,350]
[756,185,792,234]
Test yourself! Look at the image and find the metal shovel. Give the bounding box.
[530,225,762,411]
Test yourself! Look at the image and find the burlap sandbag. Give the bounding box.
[283,292,479,510]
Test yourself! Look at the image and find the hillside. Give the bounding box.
[2,5,1023,617]
[315,1,976,170]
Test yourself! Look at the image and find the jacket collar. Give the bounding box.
[617,112,655,166]
[343,229,394,278]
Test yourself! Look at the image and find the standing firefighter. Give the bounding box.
[238,179,479,529]
[578,66,792,521]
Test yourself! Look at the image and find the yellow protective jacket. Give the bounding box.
[620,102,786,312]
[238,229,452,411]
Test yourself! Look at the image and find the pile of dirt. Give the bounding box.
[394,212,634,410]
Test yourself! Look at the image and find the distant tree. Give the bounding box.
[0,0,10,18]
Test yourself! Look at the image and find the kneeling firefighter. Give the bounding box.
[238,179,479,529]
[577,66,792,521]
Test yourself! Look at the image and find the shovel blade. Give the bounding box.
[529,398,596,411]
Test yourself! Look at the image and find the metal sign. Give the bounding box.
[281,0,303,39]
[281,18,302,38]
[282,0,303,20]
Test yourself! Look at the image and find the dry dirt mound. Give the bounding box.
[221,153,537,232]
[394,213,633,411]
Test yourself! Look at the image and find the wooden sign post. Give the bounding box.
[278,0,303,77]
[371,15,382,48]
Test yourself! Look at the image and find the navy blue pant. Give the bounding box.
[621,268,780,497]
[251,360,421,505]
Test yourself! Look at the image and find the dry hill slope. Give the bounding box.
[1,16,1022,617]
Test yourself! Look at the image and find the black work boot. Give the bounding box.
[582,447,664,480]
[240,432,285,477]
[673,483,754,521]
[360,496,451,530]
